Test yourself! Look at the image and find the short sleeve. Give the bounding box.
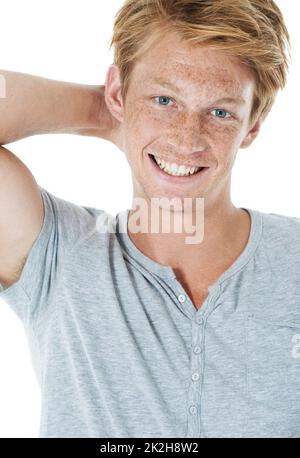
[0,185,102,327]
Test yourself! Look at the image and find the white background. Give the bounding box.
[0,0,299,437]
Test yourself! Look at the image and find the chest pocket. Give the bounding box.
[246,315,300,437]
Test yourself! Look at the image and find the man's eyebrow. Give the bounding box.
[149,77,246,105]
[212,96,246,106]
[150,77,182,93]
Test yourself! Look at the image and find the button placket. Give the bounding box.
[186,315,206,438]
[173,284,220,437]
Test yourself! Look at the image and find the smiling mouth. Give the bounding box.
[149,154,206,177]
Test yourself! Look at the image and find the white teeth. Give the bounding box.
[152,154,201,176]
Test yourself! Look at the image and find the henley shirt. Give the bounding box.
[0,186,300,438]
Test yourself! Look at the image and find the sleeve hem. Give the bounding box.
[0,185,53,304]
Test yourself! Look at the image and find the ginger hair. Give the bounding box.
[109,0,291,127]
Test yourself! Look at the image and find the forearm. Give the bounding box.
[0,70,103,145]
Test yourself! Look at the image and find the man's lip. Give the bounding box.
[147,151,210,184]
[148,153,209,168]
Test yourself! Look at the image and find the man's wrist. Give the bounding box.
[71,84,109,138]
[86,84,105,129]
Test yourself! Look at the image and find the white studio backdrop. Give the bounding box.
[0,0,299,437]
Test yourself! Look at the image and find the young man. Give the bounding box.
[0,0,298,439]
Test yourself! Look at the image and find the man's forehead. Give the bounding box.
[131,49,255,102]
[133,34,255,93]
[133,64,246,95]
[148,74,242,91]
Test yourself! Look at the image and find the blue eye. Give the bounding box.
[212,108,231,119]
[154,96,174,107]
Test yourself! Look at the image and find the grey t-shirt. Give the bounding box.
[1,186,300,438]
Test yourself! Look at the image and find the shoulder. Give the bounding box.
[261,211,300,243]
[38,186,114,252]
[258,210,300,269]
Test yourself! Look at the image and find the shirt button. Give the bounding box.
[194,346,202,354]
[192,372,200,381]
[196,316,204,325]
[189,405,197,415]
[178,294,186,303]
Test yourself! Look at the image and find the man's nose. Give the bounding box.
[167,112,209,154]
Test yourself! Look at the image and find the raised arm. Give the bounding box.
[0,69,121,288]
[0,69,120,145]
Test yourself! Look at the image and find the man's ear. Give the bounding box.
[240,118,263,149]
[105,64,124,124]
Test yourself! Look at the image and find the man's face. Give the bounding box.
[107,30,261,208]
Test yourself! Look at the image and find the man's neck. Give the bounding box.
[127,201,251,275]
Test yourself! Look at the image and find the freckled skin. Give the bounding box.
[119,33,258,206]
[105,30,263,305]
